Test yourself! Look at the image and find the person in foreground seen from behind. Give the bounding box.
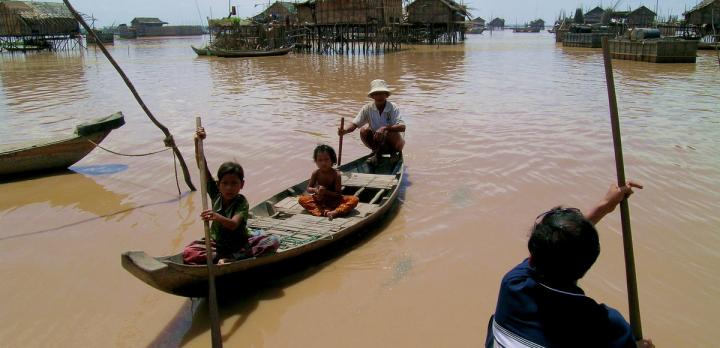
[338,79,405,165]
[486,181,655,348]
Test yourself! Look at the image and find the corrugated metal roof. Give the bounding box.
[131,17,168,24]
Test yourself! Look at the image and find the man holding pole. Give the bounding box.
[485,182,654,348]
[338,79,405,165]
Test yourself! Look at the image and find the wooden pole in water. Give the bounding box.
[601,36,643,340]
[63,0,196,191]
[195,117,223,348]
[338,117,345,166]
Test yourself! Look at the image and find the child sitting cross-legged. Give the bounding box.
[298,144,359,219]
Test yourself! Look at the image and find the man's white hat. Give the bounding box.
[368,79,392,97]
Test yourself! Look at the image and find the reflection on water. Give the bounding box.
[1,31,719,347]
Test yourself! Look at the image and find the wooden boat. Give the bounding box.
[122,154,404,297]
[191,45,209,56]
[0,112,125,177]
[208,45,294,58]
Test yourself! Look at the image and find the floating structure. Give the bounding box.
[86,29,114,45]
[513,19,544,33]
[563,32,615,47]
[0,1,81,52]
[110,17,204,38]
[608,35,698,63]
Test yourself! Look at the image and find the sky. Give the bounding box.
[64,0,708,27]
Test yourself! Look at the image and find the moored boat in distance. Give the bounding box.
[191,45,210,56]
[207,44,294,58]
[122,154,404,297]
[0,112,125,177]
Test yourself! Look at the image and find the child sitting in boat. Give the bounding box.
[298,144,359,219]
[183,127,279,265]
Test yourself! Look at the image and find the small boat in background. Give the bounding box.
[208,44,294,58]
[0,112,125,177]
[191,45,210,56]
[122,153,404,297]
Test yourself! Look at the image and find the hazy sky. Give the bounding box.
[66,0,707,27]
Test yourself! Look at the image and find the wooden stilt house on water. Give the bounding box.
[487,17,505,30]
[289,0,405,53]
[406,0,470,43]
[0,1,80,52]
[684,0,720,46]
[253,1,299,25]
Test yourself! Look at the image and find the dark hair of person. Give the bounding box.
[217,161,244,181]
[313,144,337,165]
[528,206,600,283]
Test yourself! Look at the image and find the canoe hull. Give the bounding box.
[209,45,294,58]
[191,45,208,56]
[0,112,125,176]
[122,154,404,297]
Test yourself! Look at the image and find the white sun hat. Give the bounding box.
[367,79,392,97]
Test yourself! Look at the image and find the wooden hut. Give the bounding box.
[130,17,168,36]
[488,17,505,30]
[684,0,720,27]
[406,0,469,24]
[584,6,605,24]
[0,1,78,37]
[626,6,656,27]
[307,0,402,25]
[253,2,299,24]
[472,17,486,26]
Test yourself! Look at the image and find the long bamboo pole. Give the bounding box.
[63,0,196,191]
[338,117,345,166]
[195,117,223,348]
[601,37,643,340]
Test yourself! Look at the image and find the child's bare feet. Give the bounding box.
[327,211,338,220]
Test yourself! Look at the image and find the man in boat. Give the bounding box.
[338,79,405,165]
[486,182,655,348]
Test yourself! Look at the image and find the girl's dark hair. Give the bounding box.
[528,206,600,283]
[313,144,337,165]
[217,161,244,181]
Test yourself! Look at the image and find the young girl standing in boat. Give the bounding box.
[183,127,278,265]
[298,145,359,219]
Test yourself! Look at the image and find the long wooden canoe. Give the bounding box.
[208,45,294,58]
[191,45,209,56]
[122,154,404,297]
[0,112,125,176]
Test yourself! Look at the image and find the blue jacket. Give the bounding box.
[486,259,635,348]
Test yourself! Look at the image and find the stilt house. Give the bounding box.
[406,0,469,24]
[253,2,299,24]
[684,0,720,27]
[0,1,78,36]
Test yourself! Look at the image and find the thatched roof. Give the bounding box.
[439,0,470,18]
[0,1,79,36]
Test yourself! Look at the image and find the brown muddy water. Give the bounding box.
[1,31,719,347]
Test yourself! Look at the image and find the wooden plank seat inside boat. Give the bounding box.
[341,172,398,189]
[249,214,363,250]
[271,196,378,217]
